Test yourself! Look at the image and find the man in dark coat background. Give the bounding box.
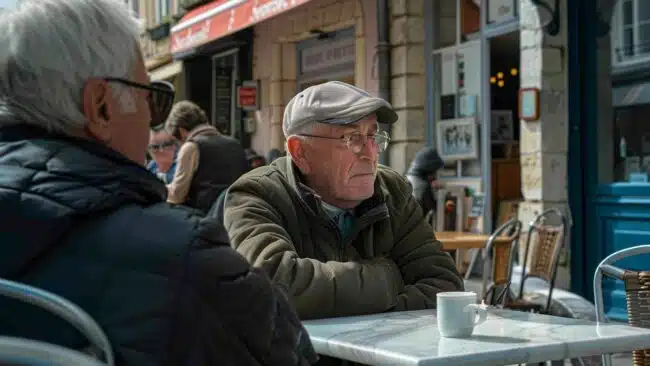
[406,147,445,216]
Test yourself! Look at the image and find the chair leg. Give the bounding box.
[465,249,481,280]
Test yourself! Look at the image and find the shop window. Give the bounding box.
[613,105,650,182]
[612,0,650,66]
[432,41,481,122]
[155,0,170,24]
[433,0,481,48]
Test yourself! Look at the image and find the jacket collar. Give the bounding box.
[0,124,167,206]
[187,124,219,141]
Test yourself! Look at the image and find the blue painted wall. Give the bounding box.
[594,185,650,320]
[568,0,650,321]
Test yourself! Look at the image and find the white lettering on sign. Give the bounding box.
[251,0,288,22]
[173,19,211,51]
[301,38,356,74]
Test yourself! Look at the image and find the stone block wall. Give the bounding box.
[388,0,427,174]
[250,0,372,156]
[518,0,571,289]
[249,0,428,172]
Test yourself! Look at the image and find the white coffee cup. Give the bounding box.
[436,291,488,338]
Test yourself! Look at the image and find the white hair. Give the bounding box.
[0,0,141,134]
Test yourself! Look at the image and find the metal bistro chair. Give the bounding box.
[0,278,114,365]
[594,244,650,366]
[480,218,522,307]
[508,208,568,314]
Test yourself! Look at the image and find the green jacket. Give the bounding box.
[224,157,463,320]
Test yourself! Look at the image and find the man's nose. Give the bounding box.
[357,138,378,160]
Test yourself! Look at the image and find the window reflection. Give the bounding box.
[614,105,650,181]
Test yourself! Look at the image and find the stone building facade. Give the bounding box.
[249,0,427,173]
[517,0,571,288]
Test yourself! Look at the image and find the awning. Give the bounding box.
[613,82,650,107]
[171,0,312,55]
[149,60,183,81]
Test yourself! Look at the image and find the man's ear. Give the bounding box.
[83,78,112,142]
[286,136,310,174]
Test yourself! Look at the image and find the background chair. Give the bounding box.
[594,244,650,366]
[480,217,522,306]
[508,208,568,314]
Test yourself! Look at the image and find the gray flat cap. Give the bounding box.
[282,81,398,136]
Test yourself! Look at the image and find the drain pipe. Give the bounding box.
[376,0,391,165]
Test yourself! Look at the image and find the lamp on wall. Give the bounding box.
[530,0,561,36]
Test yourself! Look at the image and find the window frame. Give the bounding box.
[155,0,170,25]
[612,0,650,67]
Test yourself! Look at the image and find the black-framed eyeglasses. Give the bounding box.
[298,131,391,153]
[148,139,177,152]
[104,77,175,127]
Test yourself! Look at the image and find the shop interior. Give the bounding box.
[430,1,524,277]
[488,31,522,231]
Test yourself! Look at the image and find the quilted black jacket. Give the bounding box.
[0,125,318,366]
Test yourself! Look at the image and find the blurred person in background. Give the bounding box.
[165,101,249,214]
[147,125,178,183]
[406,147,444,221]
[0,0,316,364]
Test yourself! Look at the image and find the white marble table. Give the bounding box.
[302,308,650,365]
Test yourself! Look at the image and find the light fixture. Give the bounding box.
[497,72,504,79]
[490,76,497,84]
[510,68,518,76]
[530,0,560,36]
[497,80,505,87]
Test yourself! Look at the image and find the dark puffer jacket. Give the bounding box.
[406,147,444,215]
[0,124,317,366]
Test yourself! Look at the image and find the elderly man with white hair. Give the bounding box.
[0,1,316,365]
[224,81,463,321]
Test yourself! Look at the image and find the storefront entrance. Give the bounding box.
[211,49,239,137]
[568,0,650,321]
[427,0,521,235]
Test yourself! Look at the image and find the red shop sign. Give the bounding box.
[236,80,260,111]
[171,0,312,54]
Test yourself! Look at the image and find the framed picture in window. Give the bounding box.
[436,117,479,161]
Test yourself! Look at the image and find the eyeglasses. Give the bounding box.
[148,139,177,152]
[298,131,391,153]
[104,78,175,127]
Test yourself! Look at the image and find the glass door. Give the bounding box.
[211,49,239,137]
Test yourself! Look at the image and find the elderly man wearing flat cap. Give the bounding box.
[224,81,463,320]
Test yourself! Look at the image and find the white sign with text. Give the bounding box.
[301,37,355,74]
